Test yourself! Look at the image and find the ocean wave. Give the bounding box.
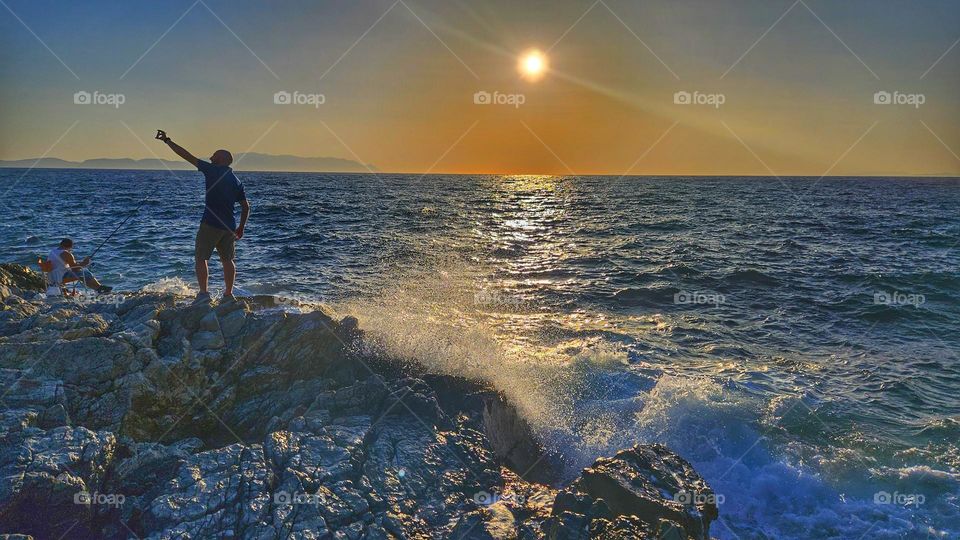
[915,416,960,437]
[658,262,703,278]
[838,271,960,292]
[632,379,959,539]
[874,465,960,487]
[860,303,927,323]
[722,268,780,286]
[776,238,805,251]
[630,219,690,232]
[610,285,681,306]
[141,276,196,296]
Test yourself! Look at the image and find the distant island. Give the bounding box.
[0,153,377,173]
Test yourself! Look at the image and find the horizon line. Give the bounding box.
[0,165,956,179]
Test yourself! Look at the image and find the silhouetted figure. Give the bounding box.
[157,130,250,303]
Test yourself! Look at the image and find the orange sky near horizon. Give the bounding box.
[1,0,958,176]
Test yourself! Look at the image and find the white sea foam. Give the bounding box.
[334,264,646,451]
[626,376,959,539]
[337,272,572,437]
[335,266,959,539]
[141,276,195,296]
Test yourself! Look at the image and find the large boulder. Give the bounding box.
[545,444,719,539]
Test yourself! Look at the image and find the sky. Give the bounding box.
[0,0,958,176]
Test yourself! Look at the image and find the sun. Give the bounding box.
[519,49,547,80]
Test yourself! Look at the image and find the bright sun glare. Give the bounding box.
[519,50,547,80]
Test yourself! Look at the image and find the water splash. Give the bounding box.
[334,264,640,462]
[142,276,196,296]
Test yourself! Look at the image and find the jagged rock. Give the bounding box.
[543,511,591,540]
[242,310,346,381]
[565,444,718,540]
[0,336,139,431]
[197,310,219,333]
[0,423,117,538]
[588,515,656,539]
[656,519,686,540]
[107,438,203,496]
[139,443,274,538]
[190,330,224,350]
[0,264,44,303]
[0,308,110,344]
[0,296,41,335]
[113,318,160,350]
[451,503,517,539]
[359,416,503,537]
[227,379,329,439]
[383,377,451,429]
[482,395,555,484]
[218,306,247,343]
[265,430,354,484]
[0,369,70,439]
[0,277,719,539]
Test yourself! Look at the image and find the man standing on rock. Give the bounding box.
[156,130,250,303]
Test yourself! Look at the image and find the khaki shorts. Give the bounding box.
[195,222,236,261]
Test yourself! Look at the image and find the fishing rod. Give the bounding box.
[89,188,162,259]
[89,130,170,259]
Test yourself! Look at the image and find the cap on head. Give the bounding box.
[59,238,73,248]
[211,149,234,166]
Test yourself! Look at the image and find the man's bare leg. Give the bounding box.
[195,257,209,294]
[82,272,103,290]
[222,257,236,297]
[66,269,103,290]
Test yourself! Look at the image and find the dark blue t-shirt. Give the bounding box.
[197,160,246,230]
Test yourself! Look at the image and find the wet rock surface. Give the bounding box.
[0,264,718,539]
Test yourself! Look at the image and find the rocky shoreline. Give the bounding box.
[0,263,719,539]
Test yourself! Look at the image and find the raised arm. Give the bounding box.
[155,130,198,167]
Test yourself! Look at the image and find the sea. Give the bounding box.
[2,169,958,539]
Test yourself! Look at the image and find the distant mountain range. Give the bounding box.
[0,153,376,173]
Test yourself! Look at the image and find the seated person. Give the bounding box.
[48,238,112,293]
